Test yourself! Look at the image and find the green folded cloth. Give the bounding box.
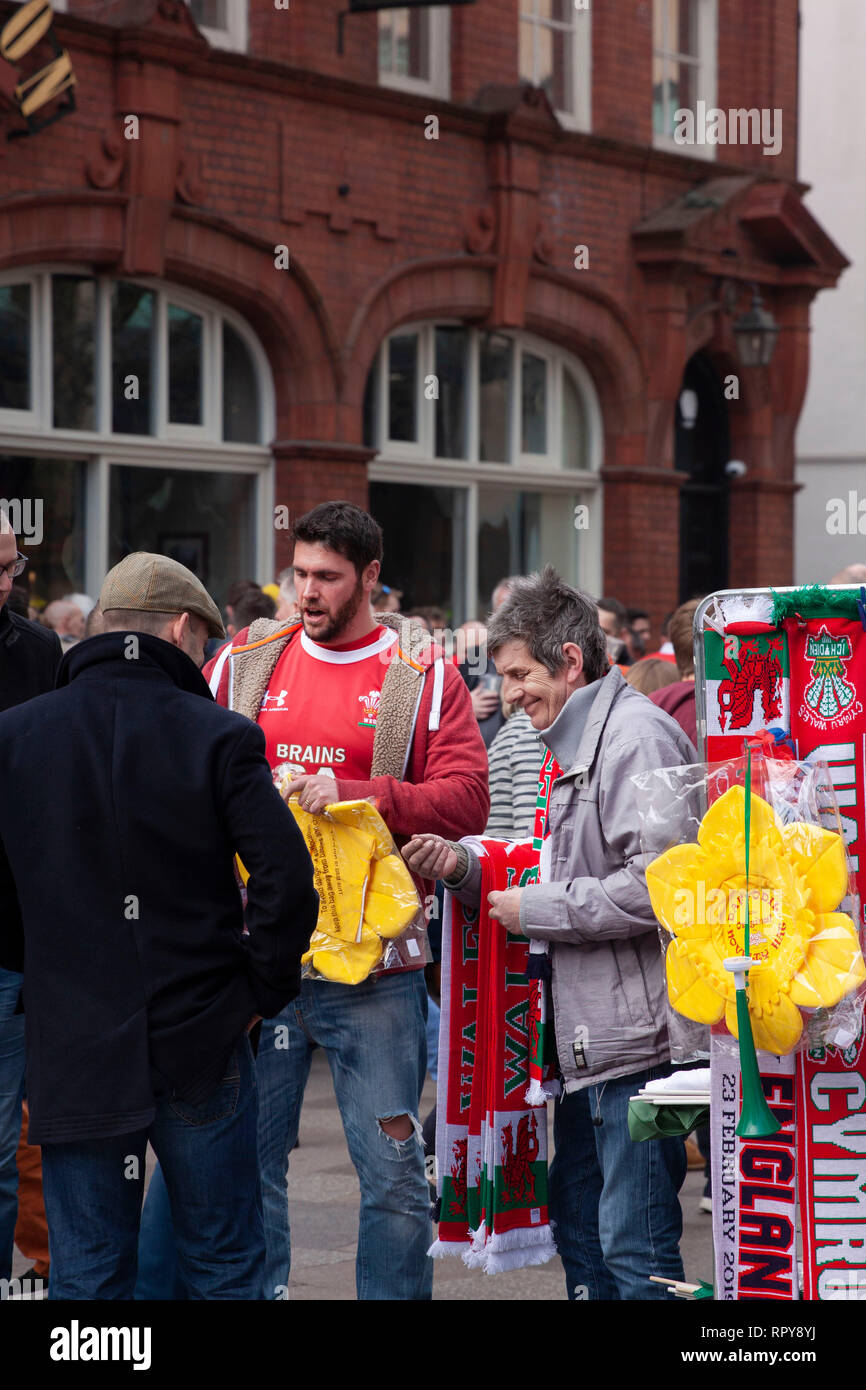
[627,1100,710,1142]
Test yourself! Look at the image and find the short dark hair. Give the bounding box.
[668,599,702,677]
[292,501,383,577]
[487,565,608,683]
[627,607,650,625]
[596,596,627,629]
[226,579,259,608]
[232,587,276,629]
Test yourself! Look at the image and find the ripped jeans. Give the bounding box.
[256,969,432,1301]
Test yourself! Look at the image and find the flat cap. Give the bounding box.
[99,552,225,640]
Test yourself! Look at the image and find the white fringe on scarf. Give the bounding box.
[427,1238,470,1259]
[524,1077,560,1106]
[449,1221,559,1274]
[484,1237,558,1275]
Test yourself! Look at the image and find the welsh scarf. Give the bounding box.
[525,747,562,1105]
[784,603,866,1299]
[430,836,558,1272]
[702,590,866,1300]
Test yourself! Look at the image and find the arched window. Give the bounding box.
[0,269,274,609]
[364,322,602,622]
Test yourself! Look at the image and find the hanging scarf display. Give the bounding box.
[697,587,866,1300]
[779,593,866,1300]
[703,628,790,764]
[430,837,557,1272]
[796,1027,866,1300]
[784,612,866,902]
[710,1034,798,1301]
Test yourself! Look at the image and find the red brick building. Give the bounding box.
[0,0,847,630]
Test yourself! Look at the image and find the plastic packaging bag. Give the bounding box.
[631,751,866,1056]
[275,763,428,982]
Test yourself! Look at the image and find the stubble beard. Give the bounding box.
[302,577,366,644]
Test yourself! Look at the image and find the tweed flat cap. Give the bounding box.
[99,552,225,639]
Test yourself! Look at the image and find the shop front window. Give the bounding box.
[0,455,86,606]
[53,276,96,432]
[0,269,274,611]
[368,481,467,622]
[0,283,31,413]
[366,323,602,616]
[109,466,257,606]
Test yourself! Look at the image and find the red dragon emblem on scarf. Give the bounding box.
[500,1113,539,1205]
[717,638,783,732]
[448,1137,467,1215]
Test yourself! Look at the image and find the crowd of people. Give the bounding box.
[0,498,719,1302]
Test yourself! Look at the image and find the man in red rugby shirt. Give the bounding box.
[205,501,488,1300]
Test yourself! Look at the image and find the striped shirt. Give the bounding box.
[484,709,545,841]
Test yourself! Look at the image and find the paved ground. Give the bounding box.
[277,1050,714,1300]
[13,1047,714,1299]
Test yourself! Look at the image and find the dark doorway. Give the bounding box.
[676,354,731,602]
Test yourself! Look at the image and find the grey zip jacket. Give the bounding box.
[451,665,697,1093]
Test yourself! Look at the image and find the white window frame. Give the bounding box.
[368,322,604,606]
[0,266,275,592]
[378,6,450,101]
[0,271,41,434]
[518,0,592,133]
[652,0,718,158]
[162,296,212,443]
[374,322,602,474]
[190,0,248,53]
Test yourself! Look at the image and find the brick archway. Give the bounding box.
[0,195,341,441]
[343,255,647,461]
[342,256,495,426]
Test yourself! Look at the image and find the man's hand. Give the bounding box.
[288,774,338,815]
[402,834,459,881]
[488,887,524,934]
[470,685,501,721]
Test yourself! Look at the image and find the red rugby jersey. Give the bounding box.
[258,624,398,780]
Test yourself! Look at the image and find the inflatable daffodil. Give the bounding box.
[646,784,866,1054]
[237,797,421,984]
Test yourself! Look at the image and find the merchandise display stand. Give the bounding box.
[690,584,866,1301]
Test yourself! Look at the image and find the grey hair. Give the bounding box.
[487,565,608,682]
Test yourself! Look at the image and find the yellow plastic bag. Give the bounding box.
[241,776,425,983]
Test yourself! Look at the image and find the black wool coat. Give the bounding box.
[0,603,62,714]
[0,632,318,1144]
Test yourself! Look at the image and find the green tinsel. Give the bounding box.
[771,584,862,625]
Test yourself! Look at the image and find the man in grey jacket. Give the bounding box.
[403,566,696,1300]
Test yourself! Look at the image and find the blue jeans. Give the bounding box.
[41,1035,264,1299]
[134,1161,187,1301]
[0,967,25,1281]
[257,970,432,1300]
[425,996,440,1083]
[549,1065,687,1300]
